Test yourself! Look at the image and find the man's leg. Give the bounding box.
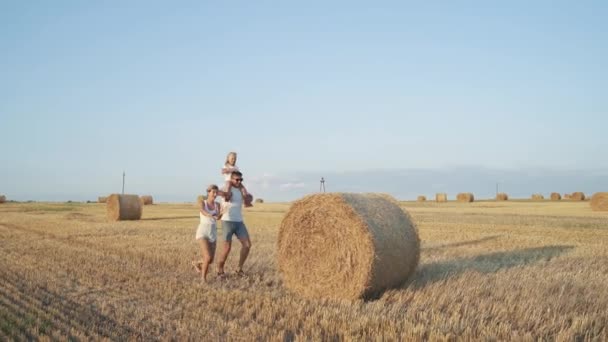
[235,222,251,273]
[217,221,235,275]
[237,237,251,272]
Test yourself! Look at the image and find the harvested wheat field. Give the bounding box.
[1,200,607,340]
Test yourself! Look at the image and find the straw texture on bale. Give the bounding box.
[255,198,264,203]
[436,193,448,202]
[98,196,108,203]
[551,193,562,201]
[140,195,154,205]
[457,193,474,203]
[0,195,6,204]
[277,193,420,300]
[417,196,426,202]
[590,192,608,211]
[496,193,509,201]
[571,192,586,201]
[531,194,544,200]
[106,194,142,221]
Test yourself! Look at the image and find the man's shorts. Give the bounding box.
[222,221,250,242]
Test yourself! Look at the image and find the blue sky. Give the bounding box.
[1,1,607,202]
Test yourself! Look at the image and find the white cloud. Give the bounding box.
[279,182,306,191]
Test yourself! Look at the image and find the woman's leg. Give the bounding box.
[198,239,214,282]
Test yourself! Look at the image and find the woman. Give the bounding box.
[192,184,222,282]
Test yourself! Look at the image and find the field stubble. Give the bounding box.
[0,200,607,340]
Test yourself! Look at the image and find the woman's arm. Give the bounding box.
[215,202,223,220]
[200,203,213,217]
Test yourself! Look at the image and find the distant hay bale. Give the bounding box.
[590,192,608,211]
[417,195,426,202]
[140,195,154,205]
[531,194,544,200]
[456,193,474,203]
[436,193,447,202]
[255,198,264,203]
[277,193,420,300]
[0,195,5,204]
[496,193,509,201]
[98,196,108,203]
[550,193,561,201]
[106,194,142,221]
[571,192,586,201]
[564,194,572,200]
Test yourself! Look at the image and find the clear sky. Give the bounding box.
[1,1,607,202]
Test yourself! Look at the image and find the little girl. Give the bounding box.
[222,151,253,207]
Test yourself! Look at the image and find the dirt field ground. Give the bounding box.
[1,199,606,340]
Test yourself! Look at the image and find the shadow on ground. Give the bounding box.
[410,245,575,289]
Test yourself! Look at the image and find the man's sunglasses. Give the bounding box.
[233,178,243,182]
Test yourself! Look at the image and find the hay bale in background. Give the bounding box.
[496,193,509,201]
[255,198,264,203]
[140,195,154,205]
[0,195,6,204]
[436,193,448,202]
[590,192,608,211]
[550,193,562,201]
[277,193,420,300]
[417,196,426,202]
[98,196,108,203]
[531,194,544,200]
[457,193,474,203]
[107,194,142,221]
[571,192,586,201]
[564,194,572,200]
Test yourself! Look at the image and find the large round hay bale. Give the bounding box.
[106,194,142,221]
[98,196,108,203]
[531,194,544,200]
[0,195,6,204]
[255,198,264,203]
[140,195,154,205]
[456,193,474,203]
[436,193,447,202]
[417,195,426,202]
[277,193,420,300]
[590,192,608,211]
[571,192,585,201]
[496,193,509,201]
[550,192,561,201]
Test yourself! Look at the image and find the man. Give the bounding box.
[217,170,252,277]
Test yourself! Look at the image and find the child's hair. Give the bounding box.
[225,152,237,166]
[206,184,219,193]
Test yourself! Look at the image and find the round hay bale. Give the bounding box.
[531,194,544,200]
[277,193,420,300]
[436,193,448,202]
[417,195,426,202]
[550,192,561,201]
[255,198,264,204]
[140,195,154,205]
[564,193,571,200]
[496,193,509,201]
[590,192,608,211]
[0,195,6,204]
[456,193,474,203]
[571,192,585,201]
[106,194,142,221]
[98,196,108,203]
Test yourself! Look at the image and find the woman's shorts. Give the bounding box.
[195,223,217,243]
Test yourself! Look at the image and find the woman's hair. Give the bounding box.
[206,184,219,193]
[225,152,237,166]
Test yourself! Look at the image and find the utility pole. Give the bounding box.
[320,177,326,193]
[122,171,126,195]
